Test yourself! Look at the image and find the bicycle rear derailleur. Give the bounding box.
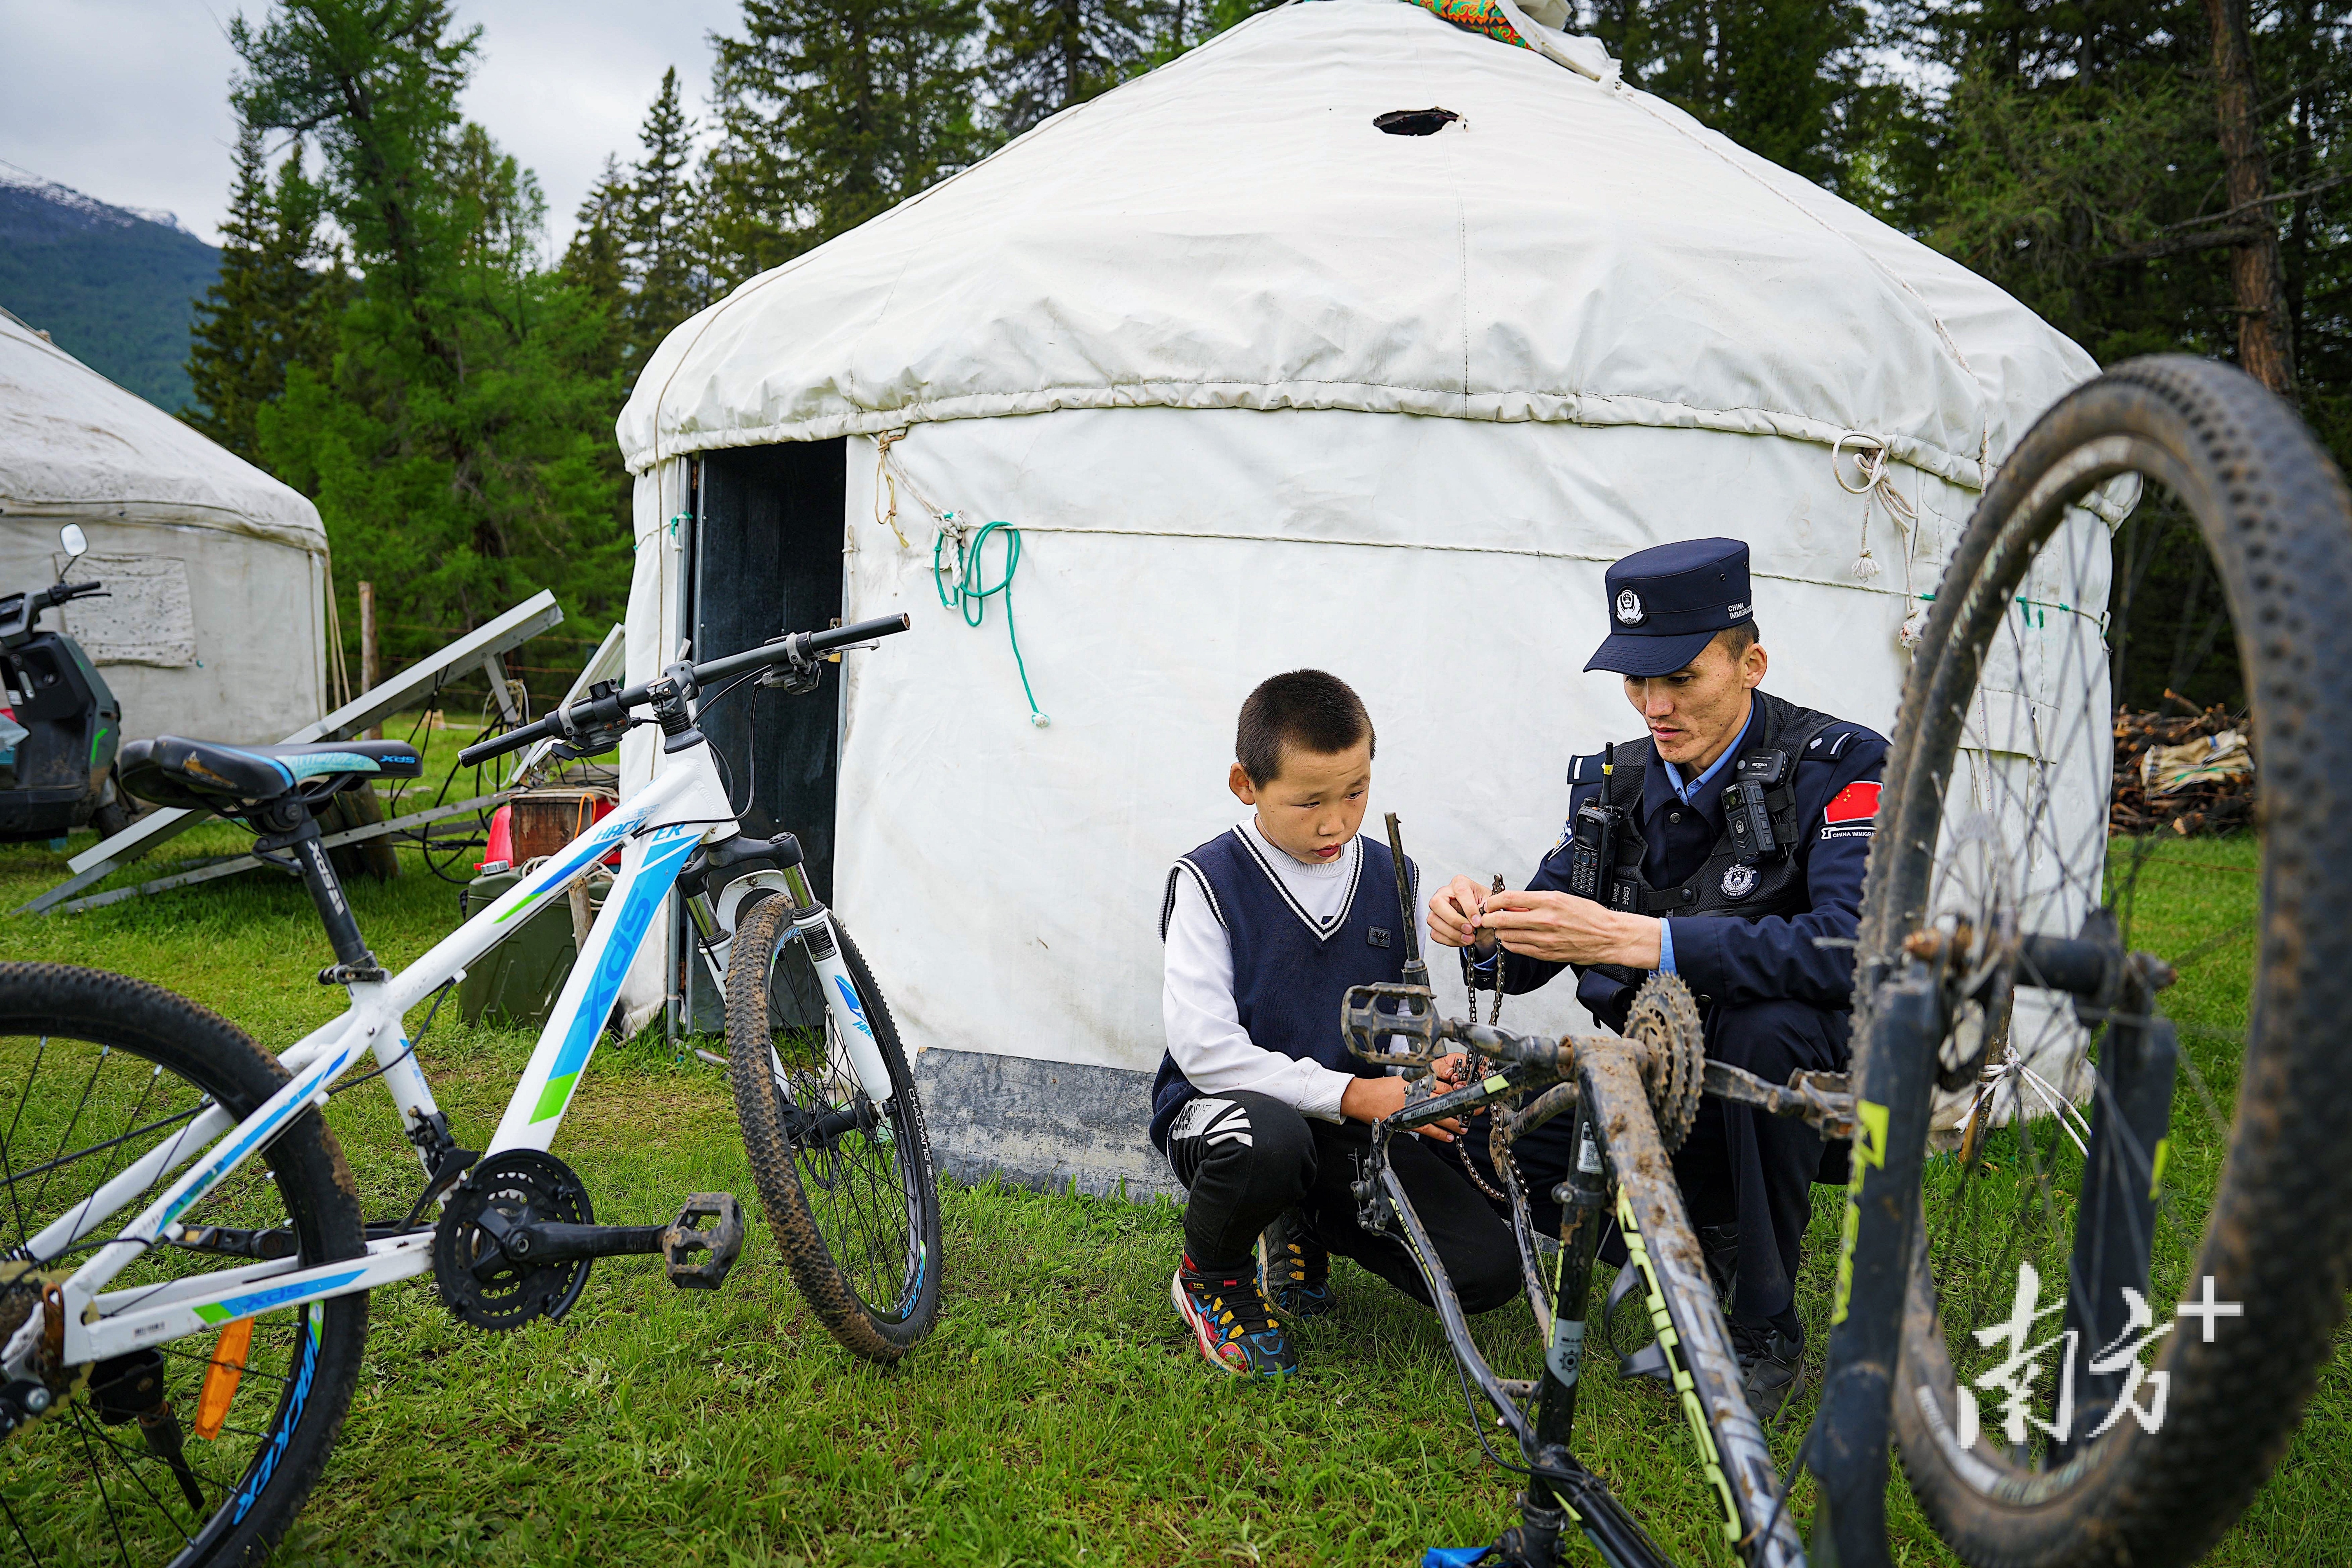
[432,1151,748,1330]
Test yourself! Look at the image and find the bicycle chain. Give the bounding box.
[1464,874,1506,1026]
[1448,876,1511,1204]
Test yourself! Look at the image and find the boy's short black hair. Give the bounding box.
[1718,619,1761,658]
[1236,670,1376,788]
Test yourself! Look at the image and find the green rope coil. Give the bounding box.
[934,516,1049,728]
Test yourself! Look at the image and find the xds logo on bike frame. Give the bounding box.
[833,975,875,1037]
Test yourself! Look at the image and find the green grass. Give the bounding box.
[0,816,2343,1566]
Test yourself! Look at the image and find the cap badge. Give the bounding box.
[1721,862,1759,899]
[1614,588,1645,626]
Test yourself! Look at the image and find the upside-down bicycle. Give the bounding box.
[0,613,941,1565]
[1355,356,2352,1568]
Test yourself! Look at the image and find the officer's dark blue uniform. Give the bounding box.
[1466,538,1884,1360]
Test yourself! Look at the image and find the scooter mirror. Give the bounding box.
[58,523,87,564]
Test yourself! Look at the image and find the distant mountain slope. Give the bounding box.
[0,162,219,412]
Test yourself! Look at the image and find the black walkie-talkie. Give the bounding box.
[1568,742,1628,906]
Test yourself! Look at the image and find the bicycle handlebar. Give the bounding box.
[456,612,912,768]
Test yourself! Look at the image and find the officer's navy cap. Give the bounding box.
[1584,537,1755,677]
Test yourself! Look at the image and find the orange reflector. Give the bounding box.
[193,1318,254,1440]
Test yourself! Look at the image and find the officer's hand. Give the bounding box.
[1427,875,1489,949]
[1339,1073,1464,1141]
[1478,889,1664,969]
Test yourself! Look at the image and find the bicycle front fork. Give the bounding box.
[688,860,896,1103]
[1810,973,1941,1568]
[1513,1104,1679,1568]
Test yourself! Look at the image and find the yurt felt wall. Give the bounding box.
[613,0,2110,1196]
[0,312,329,745]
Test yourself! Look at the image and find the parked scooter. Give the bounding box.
[0,523,131,842]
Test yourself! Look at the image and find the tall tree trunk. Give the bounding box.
[2201,0,2298,401]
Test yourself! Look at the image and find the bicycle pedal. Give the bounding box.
[662,1193,744,1290]
[1617,1341,1674,1385]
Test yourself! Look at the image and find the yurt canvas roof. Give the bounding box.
[620,0,2096,487]
[0,309,325,553]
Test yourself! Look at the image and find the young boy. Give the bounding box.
[1151,669,1522,1378]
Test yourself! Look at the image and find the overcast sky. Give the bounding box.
[0,0,739,250]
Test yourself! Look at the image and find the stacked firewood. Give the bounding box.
[2111,696,2257,836]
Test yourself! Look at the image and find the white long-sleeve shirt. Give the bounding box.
[1161,818,1402,1121]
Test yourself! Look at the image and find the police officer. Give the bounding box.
[1426,537,1886,1420]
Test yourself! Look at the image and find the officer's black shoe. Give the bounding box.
[1730,1316,1805,1425]
[1698,1223,1740,1307]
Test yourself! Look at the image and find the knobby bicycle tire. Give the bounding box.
[1860,358,2352,1566]
[0,964,368,1568]
[724,900,942,1362]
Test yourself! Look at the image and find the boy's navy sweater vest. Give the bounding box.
[1149,827,1416,1152]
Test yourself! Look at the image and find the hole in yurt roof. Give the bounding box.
[1375,107,1461,135]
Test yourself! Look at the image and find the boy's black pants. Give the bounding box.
[1163,1090,1522,1315]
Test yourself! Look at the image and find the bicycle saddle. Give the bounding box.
[118,736,424,810]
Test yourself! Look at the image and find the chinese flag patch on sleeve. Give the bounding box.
[1820,780,1882,840]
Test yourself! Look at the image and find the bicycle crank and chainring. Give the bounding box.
[1624,973,1705,1152]
[433,1149,596,1330]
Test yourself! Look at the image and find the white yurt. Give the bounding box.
[0,310,331,744]
[614,0,2106,1195]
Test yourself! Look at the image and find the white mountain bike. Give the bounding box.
[0,613,940,1567]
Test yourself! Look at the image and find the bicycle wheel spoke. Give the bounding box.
[67,1406,147,1568]
[29,1046,109,1221]
[0,1034,48,1247]
[0,1490,39,1566]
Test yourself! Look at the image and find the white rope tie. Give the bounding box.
[871,429,918,549]
[1835,433,1932,646]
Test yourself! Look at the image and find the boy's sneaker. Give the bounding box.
[1172,1263,1297,1378]
[1256,1209,1336,1320]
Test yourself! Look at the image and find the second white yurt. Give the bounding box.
[614,0,2107,1194]
[0,310,331,744]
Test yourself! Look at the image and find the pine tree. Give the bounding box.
[232,0,630,671]
[1882,0,2352,708]
[625,67,707,356]
[983,0,1149,136]
[561,155,632,381]
[1578,0,1883,193]
[183,122,343,462]
[1132,0,1281,67]
[701,0,986,285]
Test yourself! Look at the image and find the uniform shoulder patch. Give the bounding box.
[1803,722,1888,763]
[1820,780,1882,839]
[1566,752,1610,786]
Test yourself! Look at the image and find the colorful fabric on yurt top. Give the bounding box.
[1401,0,1530,47]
